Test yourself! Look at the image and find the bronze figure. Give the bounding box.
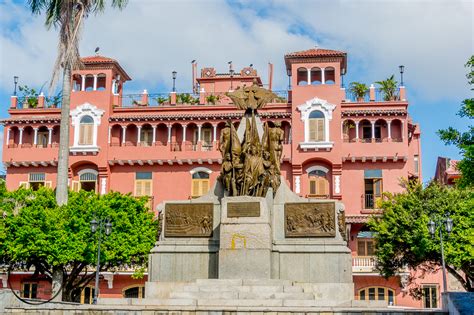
[218,84,283,197]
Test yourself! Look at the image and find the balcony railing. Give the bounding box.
[364,194,382,209]
[352,256,377,273]
[344,87,403,103]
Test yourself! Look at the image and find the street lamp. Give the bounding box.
[91,217,112,305]
[13,76,19,96]
[427,213,453,293]
[229,69,235,91]
[286,68,292,91]
[399,65,405,86]
[172,71,177,92]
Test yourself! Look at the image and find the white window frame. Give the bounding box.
[70,103,104,153]
[297,97,336,150]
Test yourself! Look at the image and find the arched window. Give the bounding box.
[78,171,97,192]
[79,115,94,145]
[123,285,145,299]
[84,74,94,91]
[309,110,325,142]
[140,125,153,147]
[297,68,308,86]
[358,287,395,305]
[97,73,106,90]
[191,171,210,198]
[310,67,322,85]
[308,169,329,198]
[324,67,335,84]
[72,286,95,304]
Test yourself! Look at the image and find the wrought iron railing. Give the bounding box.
[364,194,382,209]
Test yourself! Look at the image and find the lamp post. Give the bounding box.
[229,69,235,91]
[172,71,177,92]
[13,76,19,96]
[286,68,292,91]
[91,218,112,305]
[399,65,405,86]
[427,213,453,293]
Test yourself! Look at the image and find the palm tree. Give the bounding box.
[375,75,398,101]
[28,1,128,206]
[27,0,128,301]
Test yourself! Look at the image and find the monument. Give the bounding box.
[146,82,356,308]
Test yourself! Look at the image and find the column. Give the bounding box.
[355,121,359,140]
[401,121,405,140]
[387,120,392,140]
[321,67,325,84]
[48,127,53,146]
[182,125,187,142]
[81,75,86,91]
[152,125,157,144]
[33,127,38,145]
[213,124,217,142]
[341,121,344,139]
[197,124,202,142]
[137,126,142,145]
[121,126,127,144]
[371,121,375,140]
[307,68,311,85]
[93,74,98,91]
[167,125,172,143]
[108,126,111,144]
[112,79,117,94]
[19,127,24,145]
[6,128,10,146]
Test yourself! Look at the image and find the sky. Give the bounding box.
[0,0,472,180]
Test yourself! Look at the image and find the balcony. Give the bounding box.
[10,95,62,110]
[352,256,377,273]
[363,194,382,210]
[343,86,406,103]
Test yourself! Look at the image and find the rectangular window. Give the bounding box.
[37,131,49,148]
[423,285,438,308]
[140,129,153,146]
[79,125,93,145]
[309,119,324,142]
[136,172,152,180]
[414,155,419,174]
[29,173,46,191]
[135,172,153,208]
[191,179,210,198]
[22,283,38,299]
[364,170,383,209]
[357,239,375,256]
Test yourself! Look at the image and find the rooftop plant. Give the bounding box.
[376,75,398,101]
[348,82,369,101]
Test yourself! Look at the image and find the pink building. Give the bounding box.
[1,48,446,309]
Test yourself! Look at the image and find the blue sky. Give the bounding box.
[0,0,472,180]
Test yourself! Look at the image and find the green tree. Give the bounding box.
[0,187,157,302]
[28,0,128,206]
[438,56,474,187]
[368,181,473,293]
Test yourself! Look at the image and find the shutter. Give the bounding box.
[309,120,317,141]
[143,180,152,196]
[309,179,316,195]
[191,180,200,197]
[357,240,366,256]
[86,125,93,145]
[134,181,142,196]
[19,181,29,188]
[317,177,329,195]
[72,181,81,192]
[201,180,210,195]
[44,181,53,188]
[317,119,324,141]
[203,129,212,145]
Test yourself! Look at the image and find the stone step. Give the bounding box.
[197,298,284,307]
[241,279,293,286]
[131,298,196,306]
[238,292,314,300]
[169,291,238,300]
[179,284,285,293]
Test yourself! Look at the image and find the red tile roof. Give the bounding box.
[81,55,131,81]
[285,48,346,58]
[446,159,460,176]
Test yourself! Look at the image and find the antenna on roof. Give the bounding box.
[95,47,100,55]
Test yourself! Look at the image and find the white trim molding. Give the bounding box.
[70,103,105,153]
[297,97,336,150]
[78,169,99,177]
[189,167,212,175]
[305,165,330,174]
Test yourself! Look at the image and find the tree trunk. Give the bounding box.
[51,266,63,302]
[55,64,71,206]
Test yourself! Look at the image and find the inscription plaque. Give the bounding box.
[227,202,260,217]
[285,202,336,237]
[164,203,213,237]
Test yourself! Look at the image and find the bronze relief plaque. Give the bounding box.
[285,202,336,237]
[164,203,213,237]
[227,202,260,217]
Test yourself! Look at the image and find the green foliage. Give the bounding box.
[155,96,169,105]
[348,82,369,100]
[0,187,158,301]
[18,85,39,108]
[368,181,474,293]
[177,93,199,104]
[206,94,220,105]
[375,75,398,101]
[438,56,474,188]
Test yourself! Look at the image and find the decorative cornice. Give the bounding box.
[109,111,291,122]
[1,116,61,125]
[341,109,407,116]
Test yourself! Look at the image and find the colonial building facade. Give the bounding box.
[2,48,446,308]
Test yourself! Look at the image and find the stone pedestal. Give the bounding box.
[218,196,272,279]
